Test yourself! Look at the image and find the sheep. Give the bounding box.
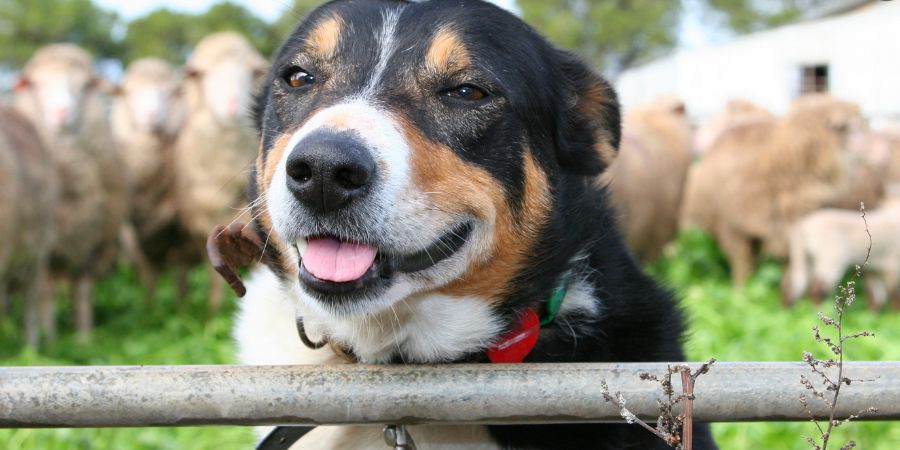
[111,58,193,301]
[784,185,900,310]
[824,130,893,213]
[692,99,774,156]
[173,32,268,310]
[846,129,900,187]
[13,43,128,340]
[885,128,900,182]
[680,94,867,285]
[681,102,779,238]
[0,106,58,347]
[602,97,693,261]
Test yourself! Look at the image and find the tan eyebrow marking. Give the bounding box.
[306,15,344,59]
[426,26,470,71]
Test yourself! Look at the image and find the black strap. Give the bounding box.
[296,317,327,350]
[256,425,316,450]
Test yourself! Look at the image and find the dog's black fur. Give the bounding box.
[250,1,717,448]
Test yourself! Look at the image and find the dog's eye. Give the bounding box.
[283,67,316,89]
[441,84,488,102]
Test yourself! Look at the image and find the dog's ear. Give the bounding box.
[554,51,621,176]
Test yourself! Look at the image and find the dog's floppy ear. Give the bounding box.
[554,50,621,176]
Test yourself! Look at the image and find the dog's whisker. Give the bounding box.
[257,225,274,264]
[560,314,579,356]
[215,191,271,239]
[232,199,265,223]
[368,310,386,334]
[211,160,257,199]
[387,304,406,364]
[240,211,265,232]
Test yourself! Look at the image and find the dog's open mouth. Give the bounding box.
[297,222,473,297]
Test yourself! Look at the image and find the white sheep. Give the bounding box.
[0,106,59,346]
[680,95,867,286]
[784,186,900,310]
[111,58,194,301]
[173,32,268,310]
[14,44,128,340]
[692,99,774,157]
[603,97,693,261]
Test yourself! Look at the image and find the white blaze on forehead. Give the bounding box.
[361,7,403,99]
[267,100,412,240]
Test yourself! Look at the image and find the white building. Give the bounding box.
[616,0,900,125]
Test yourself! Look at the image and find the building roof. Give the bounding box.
[800,0,873,21]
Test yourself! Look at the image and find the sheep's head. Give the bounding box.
[15,43,102,134]
[115,58,182,135]
[789,94,868,138]
[183,32,268,125]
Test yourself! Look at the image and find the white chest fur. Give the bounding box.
[233,267,599,449]
[233,268,502,449]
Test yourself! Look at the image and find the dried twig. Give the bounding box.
[681,358,716,450]
[801,203,878,450]
[602,359,715,449]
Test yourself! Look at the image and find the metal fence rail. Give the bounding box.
[1,362,898,428]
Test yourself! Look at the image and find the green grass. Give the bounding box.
[1,231,898,449]
[650,230,900,449]
[0,264,256,450]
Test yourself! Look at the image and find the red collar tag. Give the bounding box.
[486,308,540,363]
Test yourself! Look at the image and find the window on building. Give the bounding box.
[800,64,829,94]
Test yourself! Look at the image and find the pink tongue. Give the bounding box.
[302,237,378,283]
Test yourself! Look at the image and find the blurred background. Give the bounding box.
[0,0,898,448]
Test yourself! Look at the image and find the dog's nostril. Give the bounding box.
[335,166,370,189]
[287,161,313,183]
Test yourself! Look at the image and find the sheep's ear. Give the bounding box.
[13,76,30,92]
[89,77,115,94]
[252,66,268,85]
[185,67,202,80]
[554,51,621,176]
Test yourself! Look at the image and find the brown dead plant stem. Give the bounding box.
[800,203,878,450]
[601,359,716,450]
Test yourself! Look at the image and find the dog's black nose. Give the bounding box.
[285,131,376,213]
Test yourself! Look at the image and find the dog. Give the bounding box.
[219,0,718,448]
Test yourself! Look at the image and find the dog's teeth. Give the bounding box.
[297,238,308,258]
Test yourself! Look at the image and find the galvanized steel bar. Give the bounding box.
[0,362,898,428]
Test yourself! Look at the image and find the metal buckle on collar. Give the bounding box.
[384,425,418,450]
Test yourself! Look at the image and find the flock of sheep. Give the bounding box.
[0,32,264,346]
[607,93,900,310]
[2,30,899,346]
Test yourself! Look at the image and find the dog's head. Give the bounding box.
[252,0,619,320]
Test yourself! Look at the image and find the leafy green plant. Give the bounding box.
[653,231,900,449]
[0,263,255,449]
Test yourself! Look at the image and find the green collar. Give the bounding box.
[540,271,572,327]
